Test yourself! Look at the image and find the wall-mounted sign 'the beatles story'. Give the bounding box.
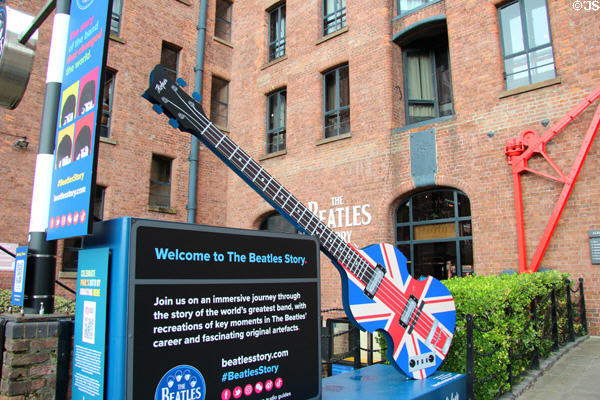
[307,195,372,243]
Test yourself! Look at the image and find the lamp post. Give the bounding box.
[23,0,71,314]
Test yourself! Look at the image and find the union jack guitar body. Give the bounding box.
[143,65,456,379]
[343,243,455,379]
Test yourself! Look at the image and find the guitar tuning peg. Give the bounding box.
[192,92,202,102]
[176,77,187,88]
[169,118,180,129]
[152,104,163,114]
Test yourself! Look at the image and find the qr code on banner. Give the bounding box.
[13,260,24,292]
[82,300,97,345]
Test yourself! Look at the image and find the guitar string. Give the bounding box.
[163,88,453,363]
[377,279,437,340]
[163,88,451,348]
[191,109,448,343]
[164,92,442,334]
[165,90,442,333]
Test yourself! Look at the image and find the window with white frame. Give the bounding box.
[498,0,556,90]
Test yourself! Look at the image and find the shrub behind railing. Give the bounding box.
[442,271,584,399]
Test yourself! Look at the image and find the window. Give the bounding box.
[215,0,232,42]
[499,0,555,90]
[268,4,286,61]
[160,41,180,81]
[266,89,286,153]
[111,0,123,36]
[149,155,172,208]
[323,64,350,138]
[62,238,82,273]
[100,69,115,138]
[403,35,453,125]
[323,0,346,36]
[211,76,229,128]
[93,185,106,222]
[259,214,298,234]
[395,188,473,281]
[61,186,105,272]
[398,0,437,16]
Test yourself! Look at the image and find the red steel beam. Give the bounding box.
[527,101,600,272]
[505,85,600,273]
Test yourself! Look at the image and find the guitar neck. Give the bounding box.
[189,114,372,283]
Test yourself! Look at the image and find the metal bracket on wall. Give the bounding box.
[505,85,600,273]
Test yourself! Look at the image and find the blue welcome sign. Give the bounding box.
[47,0,112,240]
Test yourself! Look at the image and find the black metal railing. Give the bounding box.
[320,309,383,376]
[466,278,588,400]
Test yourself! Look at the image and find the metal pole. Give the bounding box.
[531,301,539,369]
[55,318,74,400]
[186,0,208,223]
[579,278,587,334]
[24,0,71,315]
[551,284,559,350]
[566,280,575,342]
[352,325,361,370]
[367,332,373,366]
[19,0,56,45]
[466,314,474,400]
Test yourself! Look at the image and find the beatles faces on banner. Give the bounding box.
[55,67,99,169]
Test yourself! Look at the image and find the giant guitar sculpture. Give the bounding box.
[143,65,456,379]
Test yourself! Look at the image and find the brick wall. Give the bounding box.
[0,316,71,400]
[0,0,599,334]
[221,0,600,333]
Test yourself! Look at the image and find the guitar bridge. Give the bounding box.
[363,264,385,299]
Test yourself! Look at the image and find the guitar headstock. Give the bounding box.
[142,65,206,134]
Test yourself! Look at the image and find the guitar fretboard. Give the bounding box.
[162,84,376,285]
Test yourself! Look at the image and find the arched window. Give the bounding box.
[395,188,473,280]
[259,213,298,234]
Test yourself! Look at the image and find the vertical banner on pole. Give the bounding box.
[11,246,28,306]
[72,247,110,400]
[47,0,113,240]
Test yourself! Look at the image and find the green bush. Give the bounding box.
[442,271,579,399]
[0,289,76,314]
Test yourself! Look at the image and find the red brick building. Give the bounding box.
[1,0,599,333]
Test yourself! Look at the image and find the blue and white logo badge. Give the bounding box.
[155,365,206,400]
[76,0,96,10]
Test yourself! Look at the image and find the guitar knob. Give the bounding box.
[192,92,202,102]
[152,104,163,114]
[176,77,187,88]
[169,118,180,129]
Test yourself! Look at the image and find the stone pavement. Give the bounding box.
[503,335,600,399]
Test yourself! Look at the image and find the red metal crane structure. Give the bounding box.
[505,85,600,274]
